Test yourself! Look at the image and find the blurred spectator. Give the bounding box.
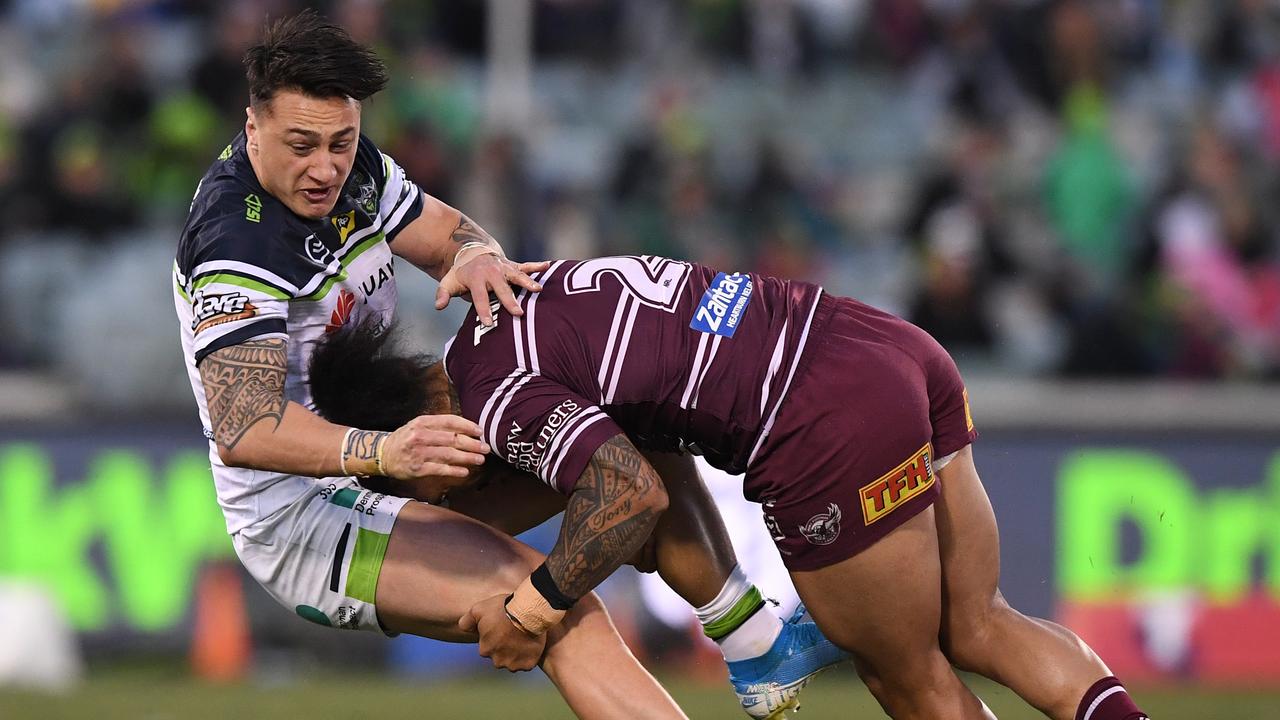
[1137,123,1280,377]
[191,2,258,120]
[1,0,1278,384]
[904,119,1014,358]
[1044,84,1135,285]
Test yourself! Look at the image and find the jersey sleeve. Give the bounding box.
[456,367,623,494]
[355,135,424,244]
[181,224,293,364]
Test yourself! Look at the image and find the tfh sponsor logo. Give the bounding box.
[860,443,934,525]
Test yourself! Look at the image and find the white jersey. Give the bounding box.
[174,132,424,534]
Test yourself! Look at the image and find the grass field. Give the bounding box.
[2,666,1278,719]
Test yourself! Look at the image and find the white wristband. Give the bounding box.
[339,427,357,476]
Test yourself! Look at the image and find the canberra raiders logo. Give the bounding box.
[799,503,842,546]
[351,171,378,214]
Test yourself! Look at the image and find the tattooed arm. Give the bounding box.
[386,194,502,280]
[546,435,670,599]
[385,195,548,325]
[198,338,488,481]
[459,434,667,671]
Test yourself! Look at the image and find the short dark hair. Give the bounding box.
[308,317,436,433]
[244,9,389,110]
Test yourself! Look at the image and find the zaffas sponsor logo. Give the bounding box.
[860,443,934,526]
[691,272,754,337]
[191,291,256,333]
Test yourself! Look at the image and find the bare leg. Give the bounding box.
[640,451,738,606]
[790,507,988,720]
[936,446,1111,719]
[376,501,686,720]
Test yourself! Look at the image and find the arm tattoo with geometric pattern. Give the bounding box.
[198,339,288,451]
[449,214,498,247]
[545,435,663,600]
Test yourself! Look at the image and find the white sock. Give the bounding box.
[716,604,784,662]
[694,564,783,663]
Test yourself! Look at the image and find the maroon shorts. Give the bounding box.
[744,294,977,572]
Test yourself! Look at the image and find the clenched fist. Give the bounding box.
[382,414,491,502]
[459,593,547,672]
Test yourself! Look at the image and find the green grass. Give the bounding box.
[1,667,1278,719]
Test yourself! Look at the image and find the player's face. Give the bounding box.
[245,91,360,220]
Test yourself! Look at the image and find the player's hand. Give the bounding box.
[459,593,547,672]
[434,253,551,327]
[382,415,490,489]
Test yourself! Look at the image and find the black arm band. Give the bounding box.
[530,563,577,611]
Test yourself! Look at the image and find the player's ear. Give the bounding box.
[245,106,259,150]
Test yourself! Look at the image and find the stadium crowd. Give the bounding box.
[1,0,1278,382]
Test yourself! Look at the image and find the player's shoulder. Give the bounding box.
[177,137,324,290]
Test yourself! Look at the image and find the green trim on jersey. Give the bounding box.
[192,273,292,300]
[174,276,190,302]
[345,527,391,603]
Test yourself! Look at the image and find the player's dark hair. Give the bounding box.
[244,9,389,110]
[308,317,436,432]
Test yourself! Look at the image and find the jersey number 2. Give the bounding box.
[563,256,691,312]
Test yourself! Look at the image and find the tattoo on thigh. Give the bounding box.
[548,436,661,599]
[199,339,288,450]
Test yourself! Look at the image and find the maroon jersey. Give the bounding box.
[444,256,822,494]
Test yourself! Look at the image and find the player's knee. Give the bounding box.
[941,592,1011,672]
[858,650,954,709]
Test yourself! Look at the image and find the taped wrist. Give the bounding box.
[452,241,502,269]
[529,564,576,611]
[504,565,574,636]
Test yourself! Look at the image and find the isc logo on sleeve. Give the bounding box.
[690,272,754,337]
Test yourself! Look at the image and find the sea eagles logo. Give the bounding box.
[799,503,842,546]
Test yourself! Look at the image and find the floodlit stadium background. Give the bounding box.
[1,1,1279,718]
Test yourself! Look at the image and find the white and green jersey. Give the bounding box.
[174,132,424,534]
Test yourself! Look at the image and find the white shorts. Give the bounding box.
[232,480,410,634]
